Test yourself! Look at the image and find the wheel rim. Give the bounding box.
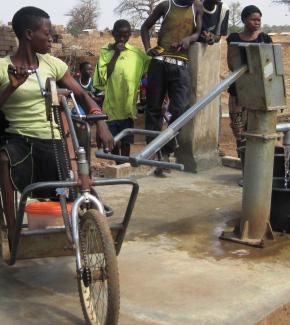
[80,218,108,324]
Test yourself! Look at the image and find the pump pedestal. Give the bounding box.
[220,43,287,247]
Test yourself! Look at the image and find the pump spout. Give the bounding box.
[276,123,290,146]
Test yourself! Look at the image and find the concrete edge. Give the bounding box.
[103,163,154,178]
[255,300,290,325]
[222,156,242,169]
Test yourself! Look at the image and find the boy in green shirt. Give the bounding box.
[93,20,150,156]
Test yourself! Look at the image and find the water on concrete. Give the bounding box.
[1,167,290,324]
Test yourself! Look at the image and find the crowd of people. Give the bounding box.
[0,2,272,241]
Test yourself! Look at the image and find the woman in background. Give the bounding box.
[227,5,272,184]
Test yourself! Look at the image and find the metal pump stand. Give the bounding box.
[221,43,287,247]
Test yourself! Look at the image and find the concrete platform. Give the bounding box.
[1,167,290,324]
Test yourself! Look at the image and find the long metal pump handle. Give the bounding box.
[96,65,248,169]
[138,65,247,160]
[96,127,184,170]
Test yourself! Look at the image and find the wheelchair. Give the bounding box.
[0,75,139,325]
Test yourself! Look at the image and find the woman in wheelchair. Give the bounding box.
[0,6,114,245]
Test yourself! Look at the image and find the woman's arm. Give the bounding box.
[227,46,235,72]
[226,34,235,71]
[59,71,100,113]
[59,70,114,150]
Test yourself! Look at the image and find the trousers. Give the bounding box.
[146,58,190,154]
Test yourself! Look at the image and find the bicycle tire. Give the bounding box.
[77,209,120,325]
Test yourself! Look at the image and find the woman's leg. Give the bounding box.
[228,95,246,181]
[0,150,16,245]
[229,95,244,140]
[228,95,246,151]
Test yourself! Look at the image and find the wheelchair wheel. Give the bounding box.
[77,209,120,325]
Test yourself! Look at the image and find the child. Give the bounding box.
[77,61,95,93]
[73,61,104,114]
[93,20,150,157]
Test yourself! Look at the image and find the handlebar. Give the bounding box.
[113,128,161,142]
[96,151,184,171]
[95,127,184,171]
[72,114,108,122]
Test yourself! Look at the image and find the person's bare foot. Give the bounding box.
[154,168,167,178]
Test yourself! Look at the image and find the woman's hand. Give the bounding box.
[7,64,30,89]
[96,120,115,152]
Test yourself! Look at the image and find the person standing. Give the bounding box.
[227,5,272,184]
[141,0,202,176]
[199,0,229,44]
[94,20,150,157]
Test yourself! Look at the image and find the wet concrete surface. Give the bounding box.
[1,166,290,324]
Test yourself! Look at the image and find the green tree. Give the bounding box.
[66,0,100,36]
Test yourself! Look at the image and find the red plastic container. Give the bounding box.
[25,201,72,230]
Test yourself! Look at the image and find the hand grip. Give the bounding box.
[84,114,108,122]
[72,114,108,122]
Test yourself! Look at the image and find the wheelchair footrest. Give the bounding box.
[17,227,74,260]
[110,223,124,242]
